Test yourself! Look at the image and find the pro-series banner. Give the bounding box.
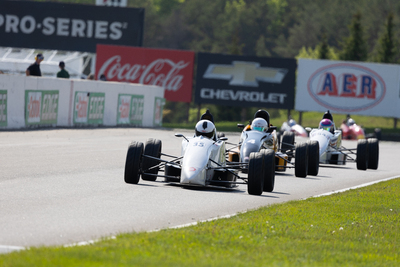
[96,44,195,102]
[295,59,400,118]
[195,52,296,109]
[0,1,144,52]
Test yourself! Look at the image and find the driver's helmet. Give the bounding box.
[251,118,268,132]
[347,118,355,126]
[254,109,270,125]
[195,120,216,139]
[288,119,296,127]
[319,119,334,132]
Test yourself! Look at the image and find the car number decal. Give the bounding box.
[193,142,205,147]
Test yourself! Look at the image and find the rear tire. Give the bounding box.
[367,138,379,170]
[142,138,162,181]
[307,140,319,176]
[356,139,368,170]
[295,142,308,178]
[247,152,264,195]
[281,131,295,153]
[124,142,144,184]
[261,149,275,192]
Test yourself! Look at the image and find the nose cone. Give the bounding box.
[180,166,206,186]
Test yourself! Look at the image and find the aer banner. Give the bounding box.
[195,52,296,109]
[0,0,144,52]
[295,59,400,118]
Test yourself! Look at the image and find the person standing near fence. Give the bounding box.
[26,53,44,77]
[57,61,70,79]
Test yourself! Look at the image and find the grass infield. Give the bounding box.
[1,178,399,266]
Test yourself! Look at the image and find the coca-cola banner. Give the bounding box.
[1,1,144,52]
[96,44,195,102]
[195,52,296,109]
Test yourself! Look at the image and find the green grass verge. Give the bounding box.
[1,178,399,266]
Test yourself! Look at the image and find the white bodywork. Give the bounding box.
[239,130,275,163]
[179,135,227,186]
[309,129,345,164]
[281,122,308,137]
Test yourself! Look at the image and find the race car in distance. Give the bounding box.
[124,116,275,196]
[306,111,379,170]
[280,117,308,137]
[227,110,320,179]
[340,116,366,140]
[340,115,382,140]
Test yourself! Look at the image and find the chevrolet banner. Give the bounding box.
[0,1,144,52]
[195,52,296,109]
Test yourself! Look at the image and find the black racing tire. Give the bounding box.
[261,149,275,192]
[247,152,264,195]
[356,139,368,170]
[281,131,295,153]
[374,128,382,140]
[307,140,319,176]
[276,131,281,149]
[367,138,379,170]
[142,138,162,181]
[295,142,308,178]
[124,142,144,184]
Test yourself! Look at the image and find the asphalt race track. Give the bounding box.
[1,128,399,252]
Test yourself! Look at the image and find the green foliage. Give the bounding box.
[317,32,329,59]
[340,12,368,61]
[2,178,400,266]
[372,12,399,63]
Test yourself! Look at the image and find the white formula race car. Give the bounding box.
[124,129,274,196]
[228,125,320,180]
[307,127,379,170]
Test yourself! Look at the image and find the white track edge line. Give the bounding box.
[3,175,399,253]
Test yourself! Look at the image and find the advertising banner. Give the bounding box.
[25,90,59,125]
[0,1,144,52]
[153,97,165,126]
[95,44,195,102]
[0,90,7,127]
[74,92,105,125]
[195,52,296,109]
[117,94,144,125]
[295,59,400,118]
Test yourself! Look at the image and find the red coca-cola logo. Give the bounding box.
[96,45,195,102]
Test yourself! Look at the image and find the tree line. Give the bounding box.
[41,0,400,122]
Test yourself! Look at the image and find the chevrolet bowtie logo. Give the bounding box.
[203,61,288,87]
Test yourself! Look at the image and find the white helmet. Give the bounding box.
[251,118,268,132]
[347,118,355,126]
[195,120,216,139]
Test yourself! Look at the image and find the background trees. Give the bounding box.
[116,0,400,122]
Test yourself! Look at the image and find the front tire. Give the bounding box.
[247,152,264,195]
[367,138,379,170]
[124,142,144,184]
[356,139,368,170]
[261,149,275,192]
[142,138,162,181]
[307,140,319,176]
[295,142,308,178]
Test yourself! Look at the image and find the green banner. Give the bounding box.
[153,97,165,127]
[0,90,7,127]
[25,90,59,125]
[117,94,144,125]
[74,92,105,125]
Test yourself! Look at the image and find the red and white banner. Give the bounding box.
[95,44,195,102]
[295,59,400,118]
